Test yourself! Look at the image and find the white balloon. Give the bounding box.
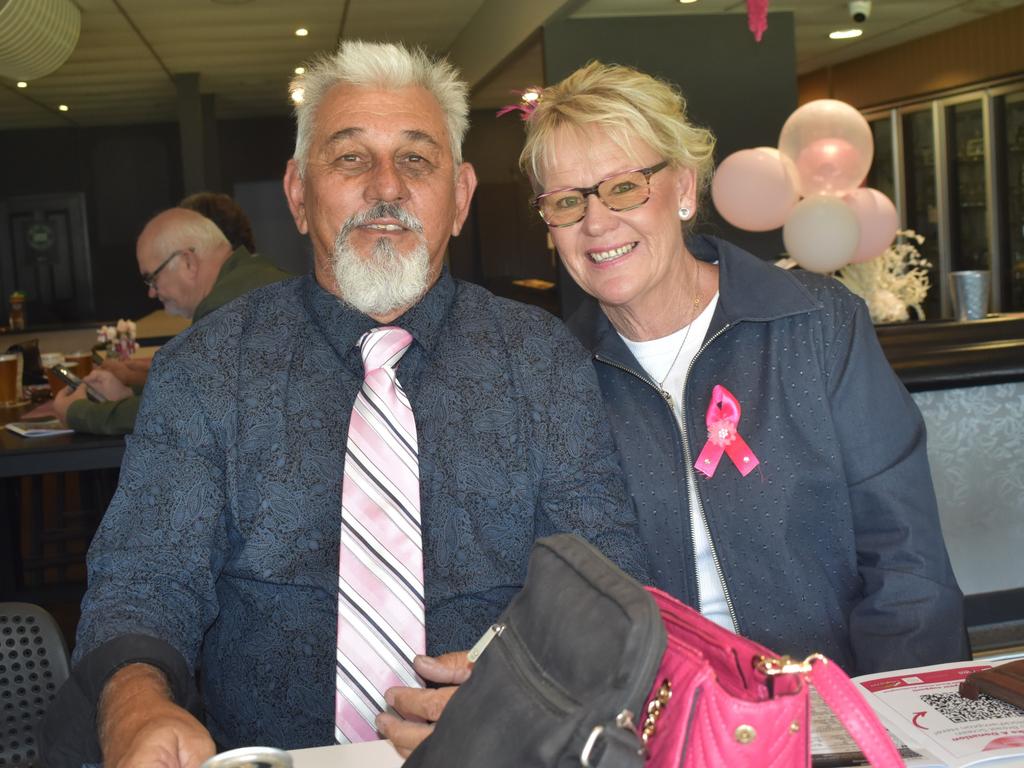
[782,195,861,273]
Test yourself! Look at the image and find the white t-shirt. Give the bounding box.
[619,293,736,633]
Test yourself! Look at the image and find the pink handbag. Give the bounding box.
[640,588,904,768]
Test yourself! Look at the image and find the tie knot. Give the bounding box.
[359,326,413,374]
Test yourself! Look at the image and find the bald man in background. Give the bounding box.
[54,206,290,433]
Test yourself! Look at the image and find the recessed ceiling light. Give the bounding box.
[58,104,69,111]
[16,81,27,88]
[295,28,308,37]
[294,66,305,75]
[829,28,863,39]
[678,0,699,4]
[290,88,304,104]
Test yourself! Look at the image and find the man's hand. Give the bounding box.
[84,369,134,401]
[99,664,216,768]
[53,383,88,426]
[376,651,473,757]
[102,357,152,388]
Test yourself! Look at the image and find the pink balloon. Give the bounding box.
[779,99,873,197]
[711,147,798,232]
[843,188,899,263]
[795,138,862,197]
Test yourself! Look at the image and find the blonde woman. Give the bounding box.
[519,61,967,675]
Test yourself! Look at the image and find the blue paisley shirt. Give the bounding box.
[69,269,647,750]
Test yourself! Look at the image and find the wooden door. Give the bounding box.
[0,193,94,327]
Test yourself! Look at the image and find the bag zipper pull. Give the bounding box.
[467,622,505,662]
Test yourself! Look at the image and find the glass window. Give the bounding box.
[1002,92,1024,310]
[902,109,941,320]
[867,117,895,203]
[947,101,990,274]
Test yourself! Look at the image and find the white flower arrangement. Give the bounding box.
[97,319,139,360]
[834,230,932,324]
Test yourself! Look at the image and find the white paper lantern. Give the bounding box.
[0,0,81,81]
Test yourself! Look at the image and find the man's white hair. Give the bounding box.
[291,40,469,175]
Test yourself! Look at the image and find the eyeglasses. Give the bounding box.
[532,161,669,228]
[141,246,193,288]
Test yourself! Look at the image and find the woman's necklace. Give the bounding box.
[657,261,703,395]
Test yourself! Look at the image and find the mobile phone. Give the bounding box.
[50,364,107,403]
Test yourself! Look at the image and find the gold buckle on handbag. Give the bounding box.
[757,653,827,676]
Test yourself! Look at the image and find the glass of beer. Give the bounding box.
[66,350,94,377]
[0,352,23,407]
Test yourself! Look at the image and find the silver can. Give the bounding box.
[200,747,293,768]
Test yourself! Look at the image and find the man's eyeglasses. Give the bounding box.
[141,246,193,288]
[532,161,670,228]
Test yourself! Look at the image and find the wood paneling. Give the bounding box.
[799,5,1024,108]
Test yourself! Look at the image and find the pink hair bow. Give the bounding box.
[496,88,543,120]
[695,384,760,478]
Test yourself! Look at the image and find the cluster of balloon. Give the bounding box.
[711,99,900,273]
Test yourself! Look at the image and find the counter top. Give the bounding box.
[876,313,1024,391]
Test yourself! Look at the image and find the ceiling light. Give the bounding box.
[58,104,69,111]
[294,66,305,74]
[678,0,699,3]
[295,28,308,37]
[290,88,304,104]
[16,81,27,88]
[829,28,863,39]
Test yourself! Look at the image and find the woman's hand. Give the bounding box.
[376,651,473,756]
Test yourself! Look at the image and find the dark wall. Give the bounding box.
[452,109,557,313]
[543,13,798,317]
[0,114,301,325]
[0,123,184,323]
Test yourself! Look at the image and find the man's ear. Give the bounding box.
[451,162,478,237]
[284,159,309,234]
[179,246,202,278]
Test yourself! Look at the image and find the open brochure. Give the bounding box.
[813,657,1024,767]
[5,418,73,437]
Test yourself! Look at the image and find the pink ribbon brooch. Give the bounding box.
[694,384,760,478]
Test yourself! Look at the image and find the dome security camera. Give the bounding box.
[849,0,871,23]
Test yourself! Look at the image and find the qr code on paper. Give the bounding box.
[921,693,1024,723]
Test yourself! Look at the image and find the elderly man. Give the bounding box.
[43,41,646,764]
[53,205,289,434]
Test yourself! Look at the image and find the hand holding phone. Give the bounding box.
[50,364,108,403]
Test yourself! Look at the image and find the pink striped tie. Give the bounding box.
[335,326,425,744]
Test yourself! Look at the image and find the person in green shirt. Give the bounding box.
[53,205,290,434]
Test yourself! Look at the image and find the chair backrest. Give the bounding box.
[0,603,70,767]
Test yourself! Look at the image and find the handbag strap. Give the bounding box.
[806,656,905,768]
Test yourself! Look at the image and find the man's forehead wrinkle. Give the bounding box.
[319,127,443,150]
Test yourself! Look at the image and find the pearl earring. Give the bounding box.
[678,206,692,221]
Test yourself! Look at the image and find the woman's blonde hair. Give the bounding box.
[520,61,716,205]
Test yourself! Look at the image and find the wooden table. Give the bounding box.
[1,404,125,603]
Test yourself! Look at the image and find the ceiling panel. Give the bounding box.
[1,0,1021,131]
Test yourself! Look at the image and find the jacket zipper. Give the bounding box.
[594,322,740,634]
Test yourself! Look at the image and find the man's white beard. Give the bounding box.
[330,204,431,318]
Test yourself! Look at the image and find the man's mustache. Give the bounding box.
[337,202,424,243]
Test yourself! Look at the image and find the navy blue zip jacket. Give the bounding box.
[568,235,969,675]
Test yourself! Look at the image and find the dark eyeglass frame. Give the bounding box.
[141,246,194,288]
[531,160,670,228]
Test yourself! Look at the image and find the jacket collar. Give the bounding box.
[568,235,821,360]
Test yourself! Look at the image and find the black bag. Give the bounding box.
[406,534,666,768]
